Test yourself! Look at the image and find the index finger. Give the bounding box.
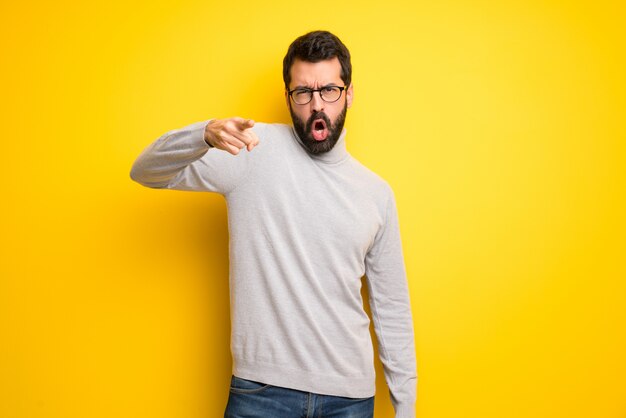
[246,130,260,151]
[247,129,260,146]
[230,126,260,148]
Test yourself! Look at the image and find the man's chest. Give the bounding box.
[238,159,384,261]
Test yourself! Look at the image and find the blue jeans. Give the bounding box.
[224,375,375,418]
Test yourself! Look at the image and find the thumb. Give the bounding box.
[239,119,255,130]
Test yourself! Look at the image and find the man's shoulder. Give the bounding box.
[247,122,297,156]
[348,156,391,189]
[253,122,293,138]
[345,156,395,205]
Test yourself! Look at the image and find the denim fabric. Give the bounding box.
[224,375,375,418]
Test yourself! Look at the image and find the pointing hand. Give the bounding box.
[204,117,260,155]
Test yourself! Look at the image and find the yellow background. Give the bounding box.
[1,0,625,417]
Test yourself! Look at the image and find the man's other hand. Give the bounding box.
[204,117,260,155]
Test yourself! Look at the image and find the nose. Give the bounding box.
[310,91,325,113]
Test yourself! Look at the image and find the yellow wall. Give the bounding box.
[1,1,625,417]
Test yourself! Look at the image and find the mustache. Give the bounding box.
[305,111,331,131]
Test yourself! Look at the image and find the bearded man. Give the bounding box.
[130,30,417,418]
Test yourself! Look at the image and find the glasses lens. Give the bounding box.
[293,89,312,104]
[321,86,342,102]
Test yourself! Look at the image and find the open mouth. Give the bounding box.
[311,118,328,141]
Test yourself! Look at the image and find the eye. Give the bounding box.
[323,86,337,93]
[294,89,311,97]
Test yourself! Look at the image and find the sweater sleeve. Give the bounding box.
[129,120,258,195]
[364,187,417,418]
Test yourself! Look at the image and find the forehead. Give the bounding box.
[289,57,343,88]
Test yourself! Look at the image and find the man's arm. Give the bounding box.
[129,118,261,194]
[364,186,417,418]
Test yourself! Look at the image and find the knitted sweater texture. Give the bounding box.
[130,120,417,417]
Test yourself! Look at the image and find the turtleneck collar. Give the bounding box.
[290,124,349,164]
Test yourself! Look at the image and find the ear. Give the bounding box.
[285,89,290,108]
[346,83,354,109]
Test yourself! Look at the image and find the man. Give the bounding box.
[130,30,417,418]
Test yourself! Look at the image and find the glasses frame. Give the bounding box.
[287,85,348,105]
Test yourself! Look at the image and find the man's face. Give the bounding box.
[286,57,354,154]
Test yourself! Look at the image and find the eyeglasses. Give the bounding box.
[288,85,347,105]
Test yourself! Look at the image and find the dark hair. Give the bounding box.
[283,30,352,90]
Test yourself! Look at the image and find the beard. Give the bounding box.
[289,101,348,155]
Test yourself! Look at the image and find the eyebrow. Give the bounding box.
[293,83,340,90]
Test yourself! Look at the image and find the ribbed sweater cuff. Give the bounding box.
[395,402,415,418]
